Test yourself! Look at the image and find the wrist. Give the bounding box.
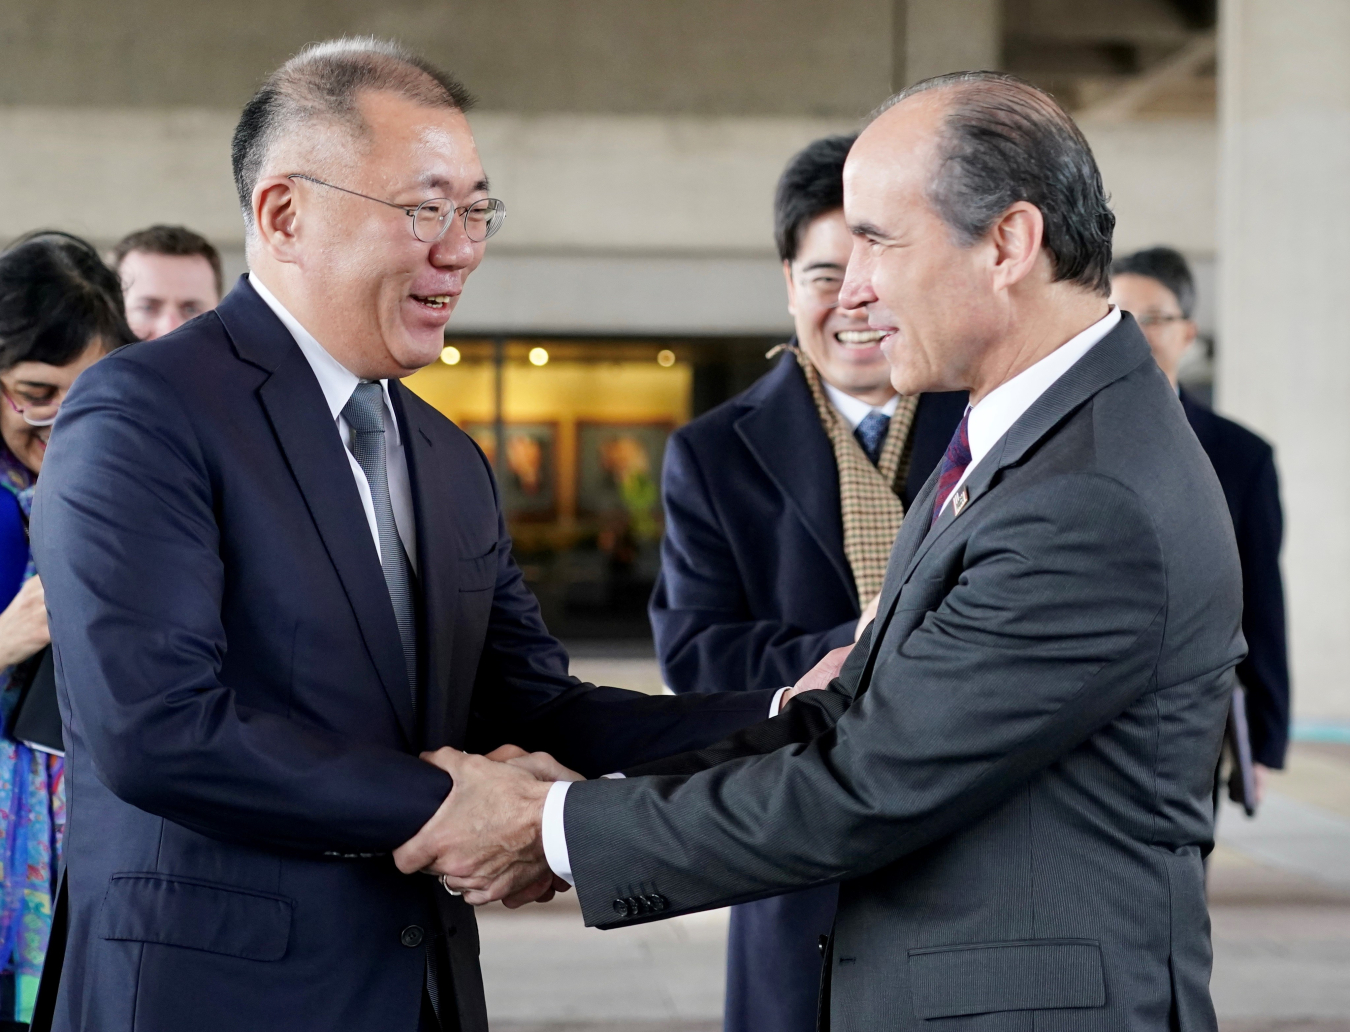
[0,641,26,669]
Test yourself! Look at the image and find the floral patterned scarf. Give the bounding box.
[0,447,64,1023]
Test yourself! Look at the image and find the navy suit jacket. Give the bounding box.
[30,278,775,1032]
[651,350,966,696]
[1182,390,1290,767]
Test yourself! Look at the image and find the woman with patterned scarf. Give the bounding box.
[0,232,132,1028]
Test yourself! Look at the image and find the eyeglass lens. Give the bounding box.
[2,387,60,427]
[802,274,844,308]
[413,199,505,243]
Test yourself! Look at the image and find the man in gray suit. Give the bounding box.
[398,72,1244,1031]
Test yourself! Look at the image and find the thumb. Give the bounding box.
[419,746,469,777]
[392,834,438,876]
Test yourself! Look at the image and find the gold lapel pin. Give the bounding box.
[952,486,970,516]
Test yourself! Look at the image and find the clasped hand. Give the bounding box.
[393,744,582,908]
[392,645,848,909]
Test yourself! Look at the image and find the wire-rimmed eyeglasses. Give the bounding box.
[1,383,62,428]
[287,174,506,243]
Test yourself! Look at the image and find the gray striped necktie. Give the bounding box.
[341,381,418,704]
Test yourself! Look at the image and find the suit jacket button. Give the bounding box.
[400,925,425,948]
[646,894,668,912]
[612,898,632,917]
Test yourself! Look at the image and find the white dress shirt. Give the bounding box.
[936,307,1121,518]
[250,275,417,571]
[544,306,1123,886]
[821,381,899,431]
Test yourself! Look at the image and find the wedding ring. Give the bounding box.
[439,875,462,896]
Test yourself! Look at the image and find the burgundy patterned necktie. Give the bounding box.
[930,410,972,527]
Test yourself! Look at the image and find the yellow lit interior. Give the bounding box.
[405,352,691,546]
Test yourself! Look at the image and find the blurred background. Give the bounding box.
[2,1,1348,1029]
[1,0,1238,649]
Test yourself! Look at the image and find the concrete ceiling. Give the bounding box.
[1002,0,1218,116]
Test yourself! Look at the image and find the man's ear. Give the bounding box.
[782,260,798,319]
[253,177,302,265]
[987,201,1045,293]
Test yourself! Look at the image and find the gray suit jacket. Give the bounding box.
[562,315,1244,1032]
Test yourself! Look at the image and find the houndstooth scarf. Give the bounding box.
[793,349,918,604]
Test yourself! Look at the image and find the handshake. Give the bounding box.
[392,742,580,909]
[391,643,851,908]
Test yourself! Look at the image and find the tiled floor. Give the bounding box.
[481,662,1350,1032]
[1208,742,1350,1031]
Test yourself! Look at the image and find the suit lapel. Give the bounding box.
[734,354,857,605]
[858,315,1156,688]
[895,434,1010,588]
[903,315,1155,588]
[391,383,459,750]
[217,279,416,743]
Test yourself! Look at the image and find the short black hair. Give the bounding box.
[0,231,135,372]
[1111,246,1195,319]
[774,134,857,264]
[875,71,1115,295]
[112,225,224,299]
[232,38,475,231]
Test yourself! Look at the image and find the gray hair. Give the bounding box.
[873,71,1115,295]
[230,37,475,229]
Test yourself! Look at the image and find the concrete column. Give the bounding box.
[892,0,1002,91]
[1217,0,1350,725]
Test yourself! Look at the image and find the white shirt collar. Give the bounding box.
[821,381,900,430]
[248,273,399,443]
[964,306,1121,470]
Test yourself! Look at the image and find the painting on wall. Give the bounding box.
[575,421,672,546]
[465,422,558,521]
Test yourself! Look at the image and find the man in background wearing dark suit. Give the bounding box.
[1111,247,1290,800]
[411,72,1246,1032]
[650,135,964,1032]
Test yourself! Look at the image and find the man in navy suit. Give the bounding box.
[649,136,965,1032]
[31,40,778,1032]
[1111,247,1290,795]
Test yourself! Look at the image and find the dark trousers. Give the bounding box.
[724,883,839,1032]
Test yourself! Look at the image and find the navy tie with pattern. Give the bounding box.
[341,381,418,705]
[854,410,891,466]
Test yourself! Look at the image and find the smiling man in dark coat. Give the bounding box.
[649,135,964,1032]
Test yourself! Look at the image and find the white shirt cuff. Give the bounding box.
[770,686,792,718]
[542,780,574,885]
